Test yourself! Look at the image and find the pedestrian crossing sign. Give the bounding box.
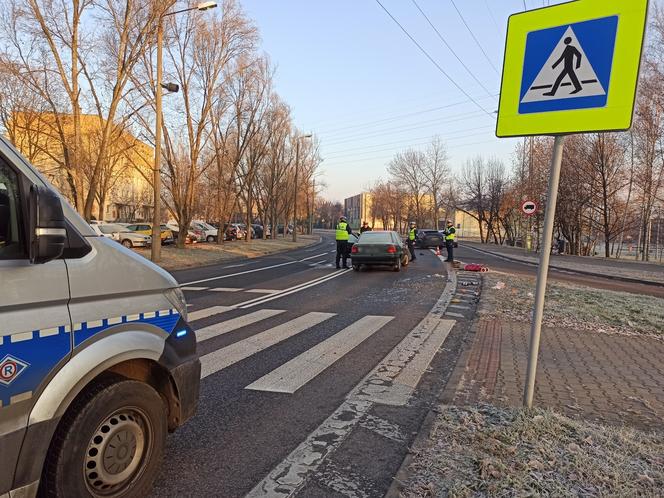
[496,0,648,138]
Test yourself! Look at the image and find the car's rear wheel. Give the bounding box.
[393,258,401,272]
[41,378,167,498]
[121,240,133,248]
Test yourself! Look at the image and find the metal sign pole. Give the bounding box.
[523,134,566,408]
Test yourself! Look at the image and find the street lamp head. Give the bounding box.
[197,1,217,11]
[160,82,179,93]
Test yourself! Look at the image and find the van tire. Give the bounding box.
[41,378,167,498]
[121,239,133,248]
[206,235,215,243]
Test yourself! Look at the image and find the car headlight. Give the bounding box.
[165,287,188,322]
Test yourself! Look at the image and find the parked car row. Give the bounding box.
[89,220,281,246]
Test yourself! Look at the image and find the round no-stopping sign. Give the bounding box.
[521,200,538,216]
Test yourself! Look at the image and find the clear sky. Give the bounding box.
[238,0,563,202]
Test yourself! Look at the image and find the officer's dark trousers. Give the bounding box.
[407,241,416,261]
[445,240,454,261]
[336,240,348,268]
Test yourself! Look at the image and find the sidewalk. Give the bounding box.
[395,271,664,496]
[462,241,664,285]
[446,318,664,430]
[445,272,664,429]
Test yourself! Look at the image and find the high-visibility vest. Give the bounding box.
[336,222,349,241]
[445,226,456,241]
[409,228,416,241]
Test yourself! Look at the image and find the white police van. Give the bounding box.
[0,135,200,497]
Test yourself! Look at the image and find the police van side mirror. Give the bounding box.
[29,185,66,264]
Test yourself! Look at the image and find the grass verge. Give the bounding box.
[480,273,664,338]
[401,404,664,497]
[134,235,320,271]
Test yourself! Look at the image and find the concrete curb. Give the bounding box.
[384,257,470,498]
[462,243,664,289]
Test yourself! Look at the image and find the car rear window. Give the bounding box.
[358,232,392,243]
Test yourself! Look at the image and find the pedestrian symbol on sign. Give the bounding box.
[519,16,618,115]
[543,36,584,96]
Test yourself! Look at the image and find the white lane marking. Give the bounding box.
[181,253,329,286]
[208,287,243,293]
[246,315,394,394]
[232,270,348,309]
[245,289,278,294]
[300,252,329,261]
[196,309,285,343]
[247,267,457,498]
[224,263,248,268]
[181,286,209,291]
[384,319,454,405]
[185,270,349,322]
[445,311,465,318]
[240,270,351,309]
[188,306,233,321]
[200,312,335,378]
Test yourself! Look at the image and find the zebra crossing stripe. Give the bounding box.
[200,312,335,379]
[181,286,208,291]
[247,268,458,497]
[188,306,233,321]
[196,309,285,343]
[246,315,394,394]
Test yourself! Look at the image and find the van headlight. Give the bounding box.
[165,287,188,322]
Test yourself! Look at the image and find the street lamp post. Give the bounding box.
[151,1,217,262]
[292,133,312,242]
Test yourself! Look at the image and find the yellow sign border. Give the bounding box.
[496,0,649,138]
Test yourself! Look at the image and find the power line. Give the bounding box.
[323,139,502,166]
[323,125,494,158]
[323,130,493,161]
[449,0,500,74]
[314,94,496,135]
[322,110,487,147]
[374,0,494,118]
[410,0,495,97]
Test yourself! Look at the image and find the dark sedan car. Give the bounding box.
[350,231,409,272]
[415,229,444,248]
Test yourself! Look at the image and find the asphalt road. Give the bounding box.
[456,243,664,298]
[151,233,471,497]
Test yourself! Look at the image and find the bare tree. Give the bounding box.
[424,137,449,229]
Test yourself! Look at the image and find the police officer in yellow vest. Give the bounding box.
[335,216,353,269]
[407,221,417,262]
[444,220,456,262]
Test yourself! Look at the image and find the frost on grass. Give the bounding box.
[479,273,664,338]
[401,404,664,498]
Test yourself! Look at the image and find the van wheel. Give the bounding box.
[121,239,133,248]
[41,378,167,498]
[206,235,215,243]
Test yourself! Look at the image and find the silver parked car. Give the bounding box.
[97,223,152,248]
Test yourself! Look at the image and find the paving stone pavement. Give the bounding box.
[444,318,664,431]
